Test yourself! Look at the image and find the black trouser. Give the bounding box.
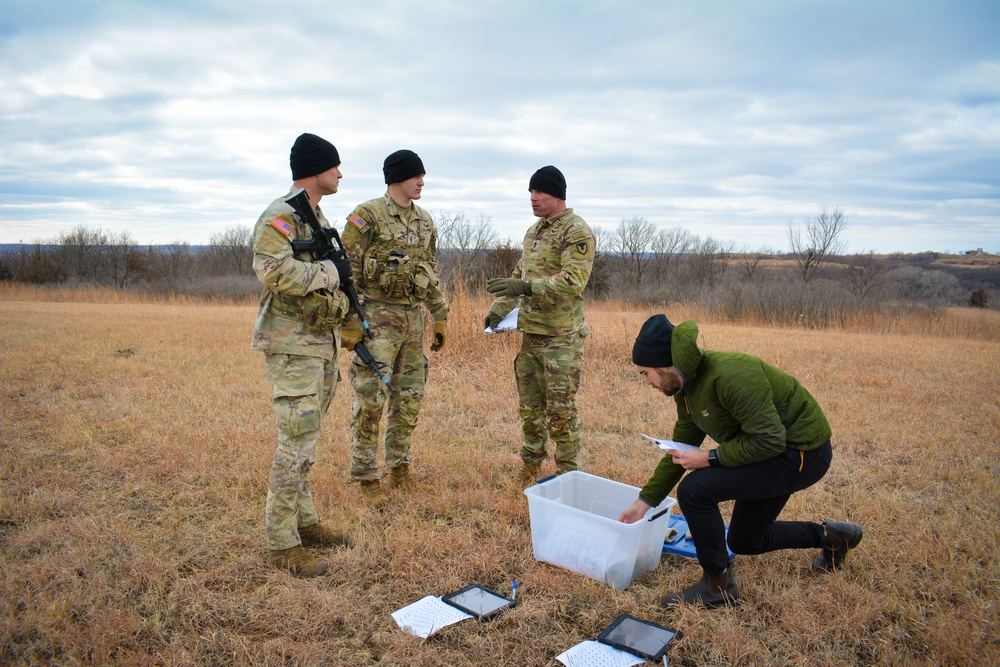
[676,440,833,575]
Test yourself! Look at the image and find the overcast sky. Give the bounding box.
[1,0,997,253]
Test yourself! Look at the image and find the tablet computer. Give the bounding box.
[597,613,682,661]
[441,585,517,621]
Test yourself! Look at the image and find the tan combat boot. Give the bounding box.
[269,545,327,578]
[360,479,389,508]
[298,521,351,548]
[385,463,414,491]
[516,461,542,488]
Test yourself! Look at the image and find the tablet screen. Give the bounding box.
[441,586,515,620]
[597,614,680,660]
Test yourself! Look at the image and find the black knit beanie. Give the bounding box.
[632,314,675,367]
[383,149,425,184]
[290,133,341,180]
[528,165,567,200]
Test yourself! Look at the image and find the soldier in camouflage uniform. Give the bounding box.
[251,133,354,577]
[486,166,595,485]
[339,149,449,506]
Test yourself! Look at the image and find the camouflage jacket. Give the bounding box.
[341,194,449,321]
[490,208,595,336]
[250,187,346,359]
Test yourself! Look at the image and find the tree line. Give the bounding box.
[1,225,256,300]
[2,207,995,322]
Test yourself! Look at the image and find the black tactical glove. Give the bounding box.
[332,256,353,287]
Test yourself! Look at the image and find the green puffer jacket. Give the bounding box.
[639,320,832,506]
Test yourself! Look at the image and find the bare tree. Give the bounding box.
[787,206,847,283]
[918,269,961,317]
[0,253,12,282]
[58,225,108,281]
[886,265,923,300]
[586,225,612,296]
[209,225,253,275]
[688,235,734,287]
[842,251,888,304]
[152,241,192,286]
[483,241,521,280]
[886,265,962,316]
[435,211,499,286]
[15,244,67,284]
[613,216,657,286]
[735,244,773,283]
[592,225,609,254]
[105,230,144,288]
[650,226,692,283]
[437,211,494,253]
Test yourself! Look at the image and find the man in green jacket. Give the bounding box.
[618,315,863,608]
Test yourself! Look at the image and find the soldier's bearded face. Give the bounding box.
[637,366,684,396]
[656,368,684,396]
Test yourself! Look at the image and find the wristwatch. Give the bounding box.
[708,449,722,468]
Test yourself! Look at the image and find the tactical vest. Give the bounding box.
[356,198,439,303]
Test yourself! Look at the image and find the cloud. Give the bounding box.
[0,0,997,253]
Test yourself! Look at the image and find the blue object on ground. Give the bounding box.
[662,514,735,560]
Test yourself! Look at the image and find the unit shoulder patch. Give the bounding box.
[574,241,590,255]
[269,216,293,237]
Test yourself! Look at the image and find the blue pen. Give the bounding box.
[511,580,517,601]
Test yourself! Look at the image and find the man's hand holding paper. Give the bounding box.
[641,434,709,470]
[640,434,699,453]
[667,447,711,470]
[484,308,519,333]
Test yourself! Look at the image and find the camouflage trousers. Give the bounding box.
[349,302,429,481]
[515,330,587,471]
[262,352,340,551]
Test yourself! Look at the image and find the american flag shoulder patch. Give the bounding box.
[348,212,367,229]
[269,216,293,236]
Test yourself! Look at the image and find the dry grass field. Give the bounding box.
[1,285,998,666]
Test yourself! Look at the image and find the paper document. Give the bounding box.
[641,434,700,453]
[391,595,472,638]
[484,308,519,333]
[556,640,647,667]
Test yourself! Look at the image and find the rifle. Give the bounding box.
[285,188,390,386]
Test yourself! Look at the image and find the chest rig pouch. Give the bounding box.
[376,250,412,298]
[360,210,434,300]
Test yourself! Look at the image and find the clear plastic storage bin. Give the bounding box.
[524,471,676,591]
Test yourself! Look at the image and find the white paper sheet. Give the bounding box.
[391,595,473,638]
[556,640,648,667]
[641,434,700,453]
[484,307,519,333]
